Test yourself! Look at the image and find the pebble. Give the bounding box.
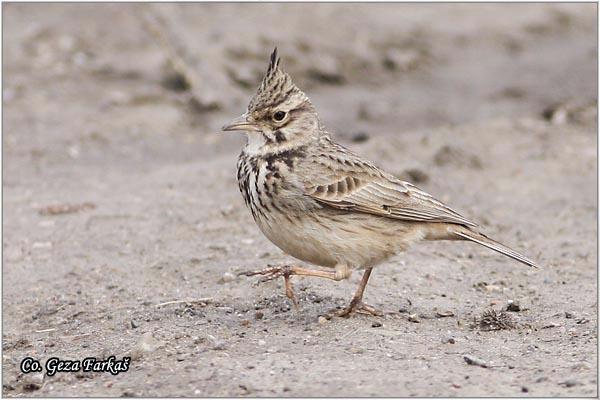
[542,105,568,125]
[258,339,266,346]
[506,300,521,312]
[130,320,139,329]
[317,316,328,325]
[254,311,264,320]
[408,314,420,323]
[371,321,382,328]
[542,322,561,329]
[562,379,578,387]
[565,312,575,319]
[521,386,529,393]
[442,336,456,344]
[220,272,235,283]
[463,355,488,368]
[435,310,455,318]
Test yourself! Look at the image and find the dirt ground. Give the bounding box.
[2,3,598,397]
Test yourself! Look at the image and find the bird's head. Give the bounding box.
[222,48,321,153]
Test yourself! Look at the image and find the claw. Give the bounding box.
[239,265,299,309]
[336,301,383,318]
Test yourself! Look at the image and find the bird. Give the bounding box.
[222,47,539,317]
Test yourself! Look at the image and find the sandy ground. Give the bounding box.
[2,3,598,397]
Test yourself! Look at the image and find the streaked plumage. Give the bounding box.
[223,48,539,316]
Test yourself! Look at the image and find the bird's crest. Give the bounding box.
[248,47,309,112]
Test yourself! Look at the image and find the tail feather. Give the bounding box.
[452,228,540,268]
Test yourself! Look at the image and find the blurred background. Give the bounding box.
[3,3,596,171]
[3,3,597,397]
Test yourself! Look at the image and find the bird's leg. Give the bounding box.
[336,267,382,317]
[239,264,351,310]
[283,273,299,310]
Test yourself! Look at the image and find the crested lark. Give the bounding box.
[222,48,539,317]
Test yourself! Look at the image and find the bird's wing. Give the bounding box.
[301,139,477,227]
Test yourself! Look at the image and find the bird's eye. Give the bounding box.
[273,111,286,122]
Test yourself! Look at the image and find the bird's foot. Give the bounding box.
[238,264,294,283]
[336,299,383,318]
[239,265,299,310]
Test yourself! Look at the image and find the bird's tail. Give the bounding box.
[451,227,540,268]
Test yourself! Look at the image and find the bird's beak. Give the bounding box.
[221,114,257,132]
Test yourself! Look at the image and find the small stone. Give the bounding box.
[240,319,250,327]
[371,321,383,328]
[318,316,328,325]
[463,355,488,368]
[220,272,235,283]
[408,314,420,323]
[436,310,455,318]
[521,386,529,393]
[257,339,266,346]
[565,312,575,319]
[506,300,521,312]
[255,311,264,320]
[542,322,560,329]
[130,320,139,329]
[562,379,578,387]
[542,105,568,125]
[442,336,456,344]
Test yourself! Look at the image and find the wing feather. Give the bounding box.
[308,176,476,226]
[301,142,477,226]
